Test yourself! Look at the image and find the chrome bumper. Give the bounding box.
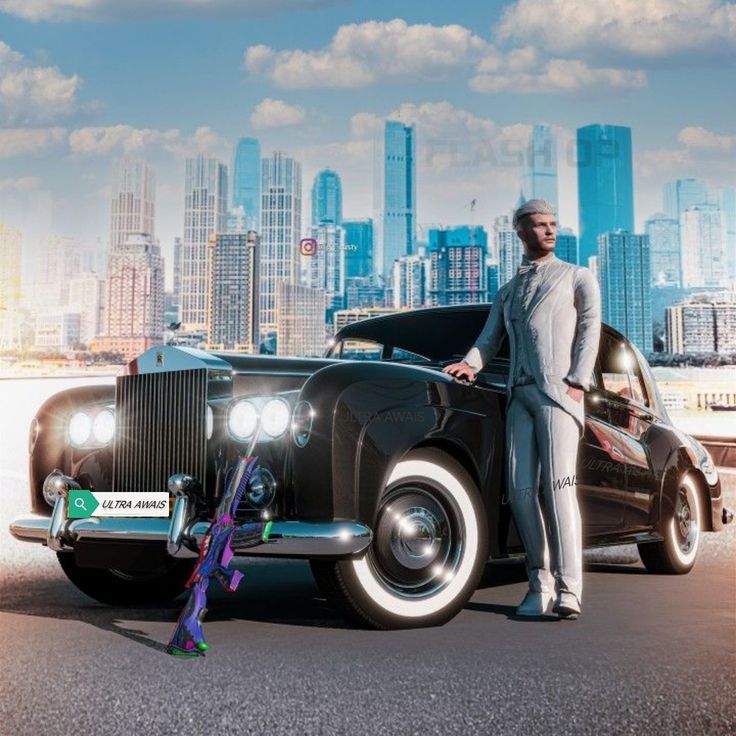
[9,512,372,560]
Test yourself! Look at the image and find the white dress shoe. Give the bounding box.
[515,589,553,616]
[552,591,581,619]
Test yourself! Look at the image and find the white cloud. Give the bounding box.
[0,0,336,21]
[470,49,646,93]
[243,18,646,95]
[0,126,66,158]
[677,126,735,151]
[68,125,179,155]
[67,124,225,158]
[496,0,736,63]
[351,102,498,141]
[0,175,40,192]
[183,125,223,155]
[637,127,736,183]
[0,41,79,122]
[244,18,489,88]
[249,98,306,129]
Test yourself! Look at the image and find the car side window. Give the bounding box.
[627,361,648,406]
[599,333,649,406]
[599,333,630,397]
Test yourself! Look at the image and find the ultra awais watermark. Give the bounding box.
[509,474,579,499]
[347,408,428,424]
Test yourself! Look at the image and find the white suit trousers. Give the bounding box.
[505,382,583,603]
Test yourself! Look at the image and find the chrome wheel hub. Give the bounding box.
[391,506,445,569]
[370,484,463,598]
[675,486,698,554]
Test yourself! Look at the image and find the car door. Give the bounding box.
[595,333,658,532]
[576,331,627,533]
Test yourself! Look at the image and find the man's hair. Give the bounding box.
[512,199,556,231]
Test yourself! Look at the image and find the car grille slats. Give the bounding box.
[113,368,208,493]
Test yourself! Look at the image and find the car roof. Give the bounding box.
[333,303,621,361]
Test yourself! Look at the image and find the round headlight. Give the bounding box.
[228,400,258,440]
[206,406,214,440]
[69,412,92,447]
[291,400,314,447]
[92,409,115,444]
[261,398,291,438]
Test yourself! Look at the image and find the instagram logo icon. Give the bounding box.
[300,238,318,256]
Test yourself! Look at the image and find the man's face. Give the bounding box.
[518,213,557,254]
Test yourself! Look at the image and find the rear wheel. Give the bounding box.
[57,552,196,606]
[638,475,702,574]
[311,449,489,629]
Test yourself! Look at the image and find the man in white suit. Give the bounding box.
[443,199,601,619]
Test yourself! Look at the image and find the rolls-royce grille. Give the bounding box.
[112,368,208,493]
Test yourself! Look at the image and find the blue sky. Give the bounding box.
[1,0,735,285]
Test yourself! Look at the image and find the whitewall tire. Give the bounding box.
[311,449,489,629]
[638,474,702,575]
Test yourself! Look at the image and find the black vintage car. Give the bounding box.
[9,304,731,629]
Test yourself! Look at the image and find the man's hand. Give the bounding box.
[565,385,584,403]
[442,361,476,383]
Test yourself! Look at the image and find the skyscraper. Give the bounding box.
[342,219,374,278]
[393,253,429,309]
[681,204,728,287]
[598,231,652,353]
[645,214,681,286]
[427,226,487,305]
[181,155,228,331]
[577,124,634,267]
[109,158,155,250]
[68,271,103,347]
[172,236,182,317]
[259,151,302,340]
[304,222,346,317]
[232,138,261,232]
[311,169,342,225]
[0,223,22,351]
[522,124,558,209]
[666,295,736,355]
[95,233,164,360]
[720,187,736,281]
[276,281,326,357]
[495,214,523,286]
[555,228,578,265]
[35,235,82,308]
[207,230,259,351]
[663,178,710,221]
[375,120,416,278]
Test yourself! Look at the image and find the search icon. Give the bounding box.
[74,497,87,512]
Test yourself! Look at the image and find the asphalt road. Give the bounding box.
[1,378,734,735]
[1,469,734,736]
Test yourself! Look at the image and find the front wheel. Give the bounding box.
[638,474,702,574]
[57,552,196,606]
[311,449,489,629]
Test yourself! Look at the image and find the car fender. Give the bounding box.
[291,361,504,528]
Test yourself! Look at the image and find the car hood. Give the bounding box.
[126,345,342,377]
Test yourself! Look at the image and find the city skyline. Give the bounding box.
[1,2,735,285]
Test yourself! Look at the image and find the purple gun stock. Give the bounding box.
[166,455,272,656]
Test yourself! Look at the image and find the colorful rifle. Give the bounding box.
[167,455,272,656]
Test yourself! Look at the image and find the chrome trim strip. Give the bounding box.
[9,514,372,559]
[231,370,317,377]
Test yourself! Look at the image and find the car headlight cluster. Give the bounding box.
[227,396,293,441]
[68,407,115,447]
